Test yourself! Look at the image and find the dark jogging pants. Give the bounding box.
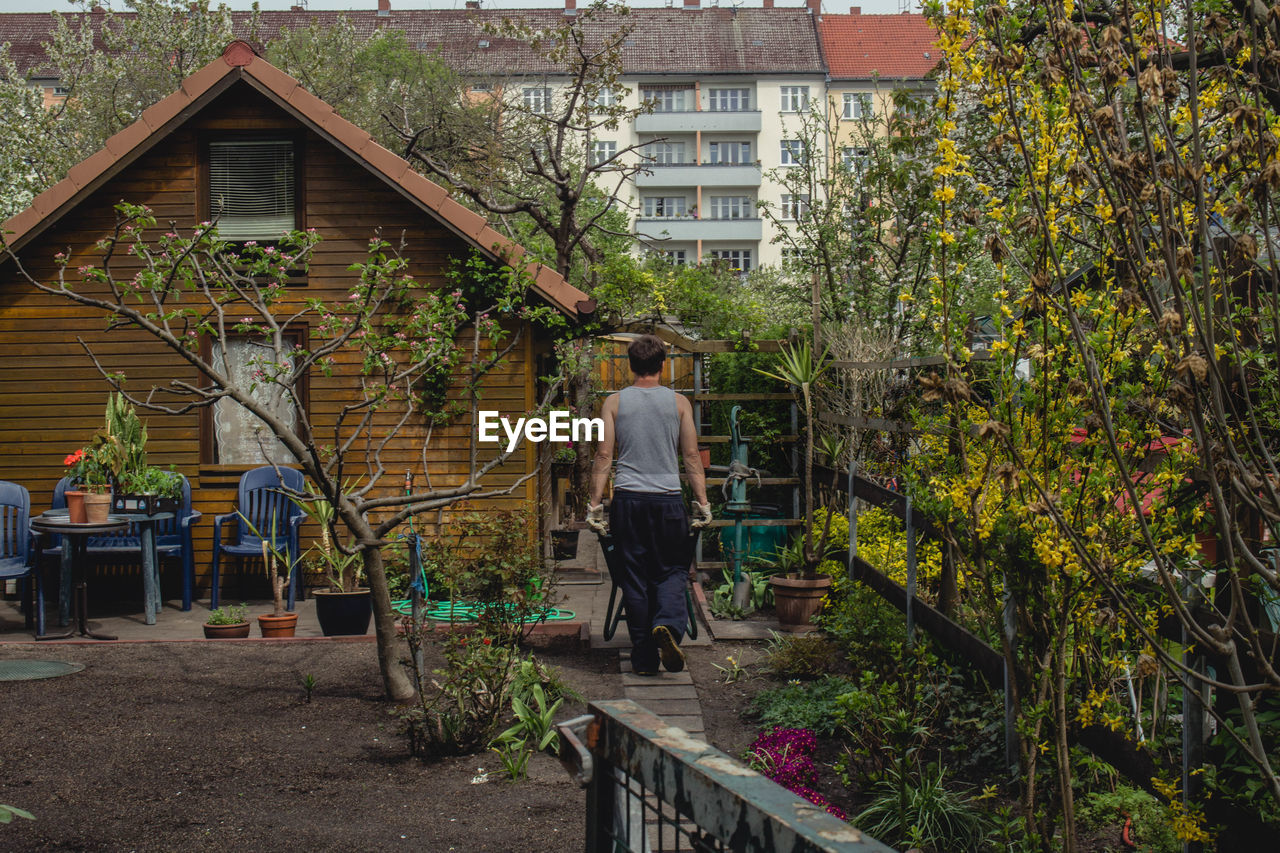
[609,489,692,673]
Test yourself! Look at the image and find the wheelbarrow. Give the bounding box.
[597,529,700,642]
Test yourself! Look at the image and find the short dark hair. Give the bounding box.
[628,334,666,377]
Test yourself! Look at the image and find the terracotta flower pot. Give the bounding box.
[65,490,88,524]
[770,574,833,633]
[203,622,251,639]
[83,492,112,524]
[258,612,299,638]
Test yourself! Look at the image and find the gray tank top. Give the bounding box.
[614,385,681,494]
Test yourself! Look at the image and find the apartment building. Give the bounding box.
[819,7,942,170]
[0,1,940,272]
[412,1,827,271]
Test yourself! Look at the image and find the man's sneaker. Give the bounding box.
[652,625,685,673]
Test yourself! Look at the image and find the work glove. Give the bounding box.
[586,503,608,536]
[691,501,713,529]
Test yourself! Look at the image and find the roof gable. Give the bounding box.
[2,41,587,318]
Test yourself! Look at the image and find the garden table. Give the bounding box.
[41,508,176,626]
[30,513,129,641]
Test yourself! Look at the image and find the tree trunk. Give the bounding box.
[356,528,414,701]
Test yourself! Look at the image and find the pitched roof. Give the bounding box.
[818,11,942,81]
[1,41,588,319]
[0,7,823,79]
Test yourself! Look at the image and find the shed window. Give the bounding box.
[208,139,297,241]
[205,334,305,466]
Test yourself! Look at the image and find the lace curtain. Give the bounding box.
[211,338,298,465]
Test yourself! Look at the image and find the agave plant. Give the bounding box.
[755,341,832,577]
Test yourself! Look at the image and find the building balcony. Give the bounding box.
[635,217,762,242]
[635,163,763,188]
[635,110,762,133]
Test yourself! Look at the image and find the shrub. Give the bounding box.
[853,763,991,852]
[751,676,855,736]
[1076,785,1179,853]
[762,631,840,679]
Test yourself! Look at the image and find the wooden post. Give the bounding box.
[1002,571,1019,777]
[905,495,915,649]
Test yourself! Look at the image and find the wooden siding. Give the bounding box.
[0,83,545,595]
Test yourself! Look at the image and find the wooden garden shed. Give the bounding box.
[0,41,590,598]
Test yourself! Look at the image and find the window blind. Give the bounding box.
[209,140,295,241]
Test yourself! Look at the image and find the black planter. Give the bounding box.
[112,493,180,516]
[551,529,579,561]
[313,588,373,636]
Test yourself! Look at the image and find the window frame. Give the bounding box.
[709,248,752,272]
[522,86,554,115]
[198,326,310,470]
[589,139,618,167]
[644,140,687,165]
[708,141,751,165]
[708,195,754,220]
[591,88,619,112]
[708,87,751,111]
[842,92,873,120]
[780,193,810,221]
[780,86,810,113]
[642,196,688,218]
[642,88,689,113]
[198,132,306,244]
[779,139,807,166]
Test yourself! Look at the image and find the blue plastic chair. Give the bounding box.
[0,481,41,634]
[50,475,203,611]
[210,466,305,611]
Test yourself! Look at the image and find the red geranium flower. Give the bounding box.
[64,448,85,466]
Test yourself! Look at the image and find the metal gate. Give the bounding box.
[557,699,897,853]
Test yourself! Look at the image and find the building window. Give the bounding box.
[708,141,751,164]
[207,139,297,241]
[53,85,71,97]
[643,196,688,218]
[471,81,494,93]
[651,249,688,265]
[780,247,807,265]
[842,92,873,120]
[643,140,687,165]
[780,86,809,113]
[780,193,810,220]
[708,88,751,111]
[842,146,869,172]
[204,334,305,466]
[709,196,753,220]
[523,86,553,114]
[591,88,619,111]
[779,139,806,166]
[642,88,689,112]
[709,249,752,272]
[589,140,617,166]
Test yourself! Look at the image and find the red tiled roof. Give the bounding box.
[1,41,587,319]
[1,8,823,79]
[818,11,942,80]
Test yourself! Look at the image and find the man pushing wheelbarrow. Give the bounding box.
[586,334,713,676]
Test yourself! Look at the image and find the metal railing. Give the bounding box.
[557,699,897,853]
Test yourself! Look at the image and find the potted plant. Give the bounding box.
[240,513,299,638]
[755,340,835,632]
[203,603,250,639]
[117,466,183,515]
[62,444,113,523]
[291,482,371,636]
